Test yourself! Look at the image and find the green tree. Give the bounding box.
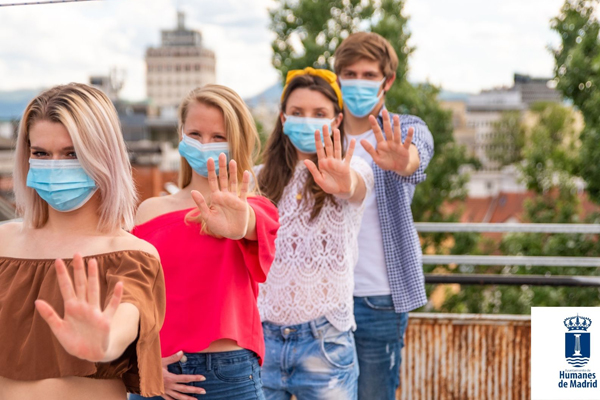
[485,111,525,167]
[269,0,473,259]
[551,0,600,204]
[434,102,600,314]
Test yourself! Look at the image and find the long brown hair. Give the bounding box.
[257,74,345,220]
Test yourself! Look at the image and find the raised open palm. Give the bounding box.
[191,153,251,240]
[364,109,414,172]
[304,125,356,199]
[35,254,123,362]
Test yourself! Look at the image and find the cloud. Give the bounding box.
[404,0,565,92]
[0,0,279,100]
[0,0,574,101]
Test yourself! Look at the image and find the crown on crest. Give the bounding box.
[564,314,592,331]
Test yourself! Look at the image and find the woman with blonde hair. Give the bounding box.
[130,84,279,400]
[0,83,166,400]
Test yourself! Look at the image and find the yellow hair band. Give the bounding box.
[282,67,343,110]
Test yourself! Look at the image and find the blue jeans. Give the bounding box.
[354,295,409,400]
[128,349,265,400]
[262,317,359,400]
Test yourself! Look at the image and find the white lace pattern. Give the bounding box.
[256,158,374,332]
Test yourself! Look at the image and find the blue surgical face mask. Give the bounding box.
[283,115,335,154]
[178,132,229,177]
[339,78,386,118]
[26,159,98,212]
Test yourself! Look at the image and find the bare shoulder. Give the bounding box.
[0,222,24,254]
[110,231,161,261]
[135,196,171,226]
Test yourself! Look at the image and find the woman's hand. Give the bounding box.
[35,254,123,362]
[160,352,206,400]
[191,153,254,240]
[305,125,357,200]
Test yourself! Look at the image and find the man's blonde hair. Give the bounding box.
[177,84,260,190]
[334,32,399,79]
[13,83,138,231]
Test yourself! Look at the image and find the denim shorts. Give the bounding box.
[261,316,358,400]
[128,349,265,400]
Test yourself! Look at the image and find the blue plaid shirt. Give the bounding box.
[373,111,434,313]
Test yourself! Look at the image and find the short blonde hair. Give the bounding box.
[177,84,260,190]
[334,32,399,79]
[13,83,137,232]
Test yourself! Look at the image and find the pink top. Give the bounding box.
[132,196,279,364]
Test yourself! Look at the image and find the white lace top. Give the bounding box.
[256,158,374,332]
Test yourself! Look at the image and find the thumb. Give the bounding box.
[162,351,184,367]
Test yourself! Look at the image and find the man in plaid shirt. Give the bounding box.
[334,32,435,399]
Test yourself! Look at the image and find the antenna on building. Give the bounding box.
[109,67,126,100]
[177,11,185,30]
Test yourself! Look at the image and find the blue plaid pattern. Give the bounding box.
[373,112,434,313]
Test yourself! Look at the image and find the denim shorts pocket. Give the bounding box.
[167,361,182,375]
[319,330,356,369]
[213,359,254,383]
[363,295,395,311]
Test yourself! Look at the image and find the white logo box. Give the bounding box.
[532,307,600,400]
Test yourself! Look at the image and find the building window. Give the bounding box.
[185,64,191,72]
[176,65,181,72]
[167,65,173,72]
[195,64,201,71]
[157,65,162,72]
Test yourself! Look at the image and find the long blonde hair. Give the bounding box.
[13,83,138,232]
[177,84,260,190]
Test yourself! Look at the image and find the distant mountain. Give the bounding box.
[245,82,283,108]
[0,89,43,120]
[438,90,472,102]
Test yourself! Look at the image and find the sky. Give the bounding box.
[0,0,566,101]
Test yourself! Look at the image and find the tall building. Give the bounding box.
[513,73,562,107]
[145,12,216,111]
[466,88,525,169]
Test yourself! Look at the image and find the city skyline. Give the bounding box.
[0,0,567,100]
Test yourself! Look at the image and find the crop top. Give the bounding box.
[131,196,279,364]
[0,250,166,397]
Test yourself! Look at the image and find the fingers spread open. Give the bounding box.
[207,158,219,192]
[55,258,76,303]
[345,139,356,165]
[87,258,100,309]
[103,281,123,320]
[333,128,342,160]
[240,170,250,202]
[404,126,415,149]
[218,153,228,192]
[382,109,393,141]
[360,138,378,161]
[191,190,210,219]
[393,114,402,143]
[315,129,326,161]
[304,159,323,186]
[73,253,87,302]
[369,115,385,143]
[35,300,62,332]
[323,124,333,158]
[228,160,238,194]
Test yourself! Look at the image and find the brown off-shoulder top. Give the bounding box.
[0,250,166,397]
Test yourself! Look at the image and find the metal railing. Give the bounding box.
[416,223,600,287]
